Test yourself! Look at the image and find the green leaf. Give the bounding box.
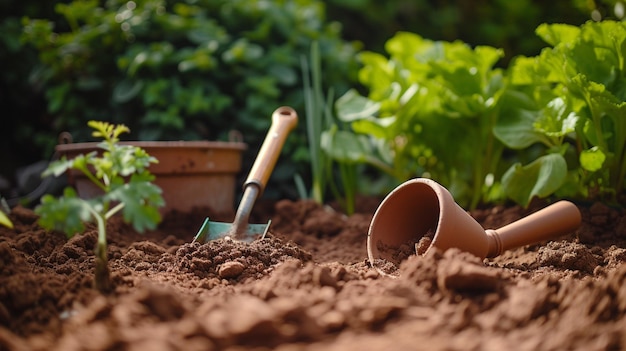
[534,97,579,138]
[128,50,149,76]
[357,51,396,98]
[474,46,505,72]
[502,153,568,207]
[385,31,434,60]
[321,127,395,177]
[106,174,164,232]
[35,188,93,237]
[321,129,372,163]
[494,90,548,148]
[41,155,78,178]
[177,47,218,73]
[580,146,606,172]
[335,89,380,122]
[46,83,70,114]
[0,211,13,229]
[351,116,396,140]
[113,79,144,103]
[268,64,297,86]
[222,39,264,63]
[494,108,546,149]
[509,56,551,85]
[536,23,580,47]
[570,74,626,149]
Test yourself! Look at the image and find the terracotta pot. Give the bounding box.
[55,140,246,214]
[367,178,581,266]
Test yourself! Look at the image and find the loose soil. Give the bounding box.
[1,197,626,350]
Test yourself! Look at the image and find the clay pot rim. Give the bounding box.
[55,140,247,152]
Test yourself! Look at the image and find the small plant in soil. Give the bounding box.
[35,121,164,292]
[0,205,13,229]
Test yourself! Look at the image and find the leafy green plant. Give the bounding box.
[325,32,508,208]
[496,20,626,205]
[35,121,164,292]
[299,41,359,214]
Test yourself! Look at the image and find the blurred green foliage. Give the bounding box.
[1,0,621,202]
[326,0,593,62]
[11,0,360,199]
[326,32,508,209]
[0,0,68,191]
[328,19,626,209]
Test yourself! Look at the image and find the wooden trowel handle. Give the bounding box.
[244,106,298,193]
[486,200,581,258]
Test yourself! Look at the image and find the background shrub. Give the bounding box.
[326,0,592,62]
[11,0,360,199]
[1,0,620,203]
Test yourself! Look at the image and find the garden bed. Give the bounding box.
[1,198,625,350]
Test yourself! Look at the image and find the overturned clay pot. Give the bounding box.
[367,178,582,267]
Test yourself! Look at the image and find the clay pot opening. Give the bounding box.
[367,180,441,266]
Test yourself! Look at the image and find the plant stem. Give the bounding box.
[470,111,499,209]
[339,163,356,215]
[106,202,125,219]
[302,41,329,204]
[92,210,112,292]
[613,117,626,196]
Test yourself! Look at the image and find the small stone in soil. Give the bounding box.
[415,229,435,256]
[415,237,432,256]
[370,258,398,275]
[218,261,246,279]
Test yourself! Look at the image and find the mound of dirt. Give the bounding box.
[1,199,625,350]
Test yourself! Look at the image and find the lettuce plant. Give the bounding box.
[35,121,164,292]
[496,20,626,205]
[325,32,507,208]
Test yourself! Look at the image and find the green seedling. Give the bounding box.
[0,197,12,229]
[0,212,13,229]
[35,121,164,292]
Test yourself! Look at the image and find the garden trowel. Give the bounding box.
[193,106,298,242]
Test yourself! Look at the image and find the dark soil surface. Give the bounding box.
[1,197,626,350]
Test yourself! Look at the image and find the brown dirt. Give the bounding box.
[1,197,626,351]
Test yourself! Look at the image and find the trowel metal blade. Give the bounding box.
[193,218,271,243]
